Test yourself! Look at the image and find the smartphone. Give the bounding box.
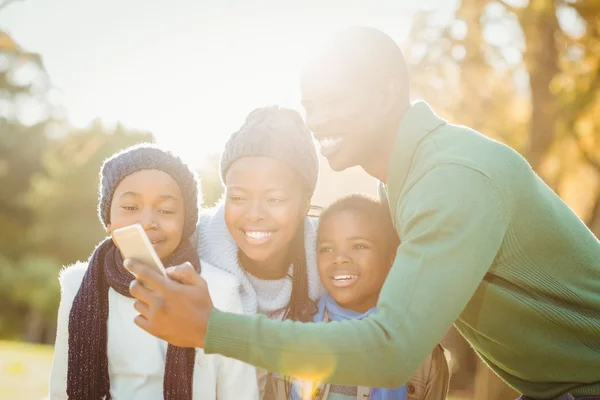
[112,224,166,276]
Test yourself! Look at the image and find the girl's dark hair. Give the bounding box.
[282,211,315,400]
[282,218,314,323]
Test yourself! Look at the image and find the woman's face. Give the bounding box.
[108,169,185,261]
[224,156,309,279]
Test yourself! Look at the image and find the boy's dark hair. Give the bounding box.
[318,193,400,255]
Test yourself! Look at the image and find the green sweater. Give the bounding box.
[205,102,600,399]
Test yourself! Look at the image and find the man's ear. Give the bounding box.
[388,253,396,268]
[387,244,399,269]
[303,197,311,216]
[105,224,112,234]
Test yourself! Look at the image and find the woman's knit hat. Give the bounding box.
[220,106,319,196]
[98,143,200,239]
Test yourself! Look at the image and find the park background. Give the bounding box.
[0,0,599,399]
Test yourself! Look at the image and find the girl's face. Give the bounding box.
[108,169,185,261]
[224,156,309,279]
[317,209,394,313]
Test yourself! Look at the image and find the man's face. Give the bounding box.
[301,62,386,172]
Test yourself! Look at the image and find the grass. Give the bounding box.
[0,340,473,400]
[0,340,53,400]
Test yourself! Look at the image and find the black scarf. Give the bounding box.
[67,238,201,400]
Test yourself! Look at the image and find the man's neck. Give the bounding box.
[360,107,407,183]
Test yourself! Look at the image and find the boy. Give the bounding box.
[268,194,449,400]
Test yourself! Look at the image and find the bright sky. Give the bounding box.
[2,0,452,166]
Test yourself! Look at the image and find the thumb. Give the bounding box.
[166,262,199,285]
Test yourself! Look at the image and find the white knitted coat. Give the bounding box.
[48,261,259,400]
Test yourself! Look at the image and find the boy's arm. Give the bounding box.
[205,165,508,387]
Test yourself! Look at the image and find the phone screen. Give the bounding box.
[112,224,166,276]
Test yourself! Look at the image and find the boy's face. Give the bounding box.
[108,169,185,261]
[317,209,394,313]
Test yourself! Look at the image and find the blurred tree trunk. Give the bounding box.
[44,319,57,344]
[587,193,600,237]
[519,0,560,170]
[22,309,44,343]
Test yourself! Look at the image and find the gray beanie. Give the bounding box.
[98,143,200,239]
[220,106,319,196]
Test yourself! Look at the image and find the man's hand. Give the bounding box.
[125,259,214,348]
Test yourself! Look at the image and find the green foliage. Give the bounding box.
[0,31,156,341]
[0,30,52,261]
[0,120,47,260]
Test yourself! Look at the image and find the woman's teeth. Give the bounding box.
[318,137,342,150]
[333,274,358,281]
[245,231,273,240]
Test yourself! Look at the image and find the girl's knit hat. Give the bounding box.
[98,143,200,239]
[220,106,319,196]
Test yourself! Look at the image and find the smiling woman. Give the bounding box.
[224,156,309,280]
[196,105,324,396]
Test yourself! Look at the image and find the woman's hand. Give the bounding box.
[125,259,214,348]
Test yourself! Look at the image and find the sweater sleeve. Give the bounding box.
[204,165,508,387]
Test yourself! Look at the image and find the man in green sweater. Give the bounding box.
[126,27,600,400]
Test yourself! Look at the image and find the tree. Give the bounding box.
[0,30,59,340]
[0,30,54,260]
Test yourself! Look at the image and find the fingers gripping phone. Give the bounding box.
[112,224,167,276]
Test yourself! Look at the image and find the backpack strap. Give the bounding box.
[356,386,371,399]
[266,372,288,400]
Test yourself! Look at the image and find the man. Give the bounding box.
[126,27,600,400]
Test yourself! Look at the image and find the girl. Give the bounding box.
[196,106,324,396]
[49,144,258,400]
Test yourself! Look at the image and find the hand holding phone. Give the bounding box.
[112,224,166,276]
